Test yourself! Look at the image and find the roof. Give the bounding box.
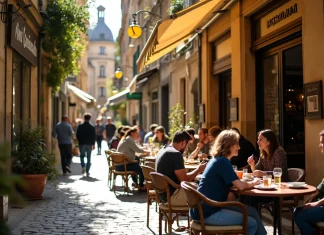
[88,22,114,42]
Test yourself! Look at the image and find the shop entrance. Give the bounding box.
[257,38,304,169]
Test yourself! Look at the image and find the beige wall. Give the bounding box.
[301,0,324,185]
[0,20,5,142]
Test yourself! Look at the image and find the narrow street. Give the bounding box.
[7,146,300,235]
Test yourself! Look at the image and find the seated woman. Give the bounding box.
[116,126,150,191]
[294,129,324,235]
[152,126,170,146]
[247,129,288,182]
[190,130,266,235]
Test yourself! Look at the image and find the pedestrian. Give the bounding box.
[104,116,116,149]
[76,113,96,177]
[95,118,105,155]
[55,115,73,175]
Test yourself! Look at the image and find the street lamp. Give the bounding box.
[128,10,162,39]
[115,67,123,79]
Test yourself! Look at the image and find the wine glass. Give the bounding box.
[273,167,282,185]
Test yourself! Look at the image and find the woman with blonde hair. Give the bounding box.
[152,126,169,146]
[190,130,266,235]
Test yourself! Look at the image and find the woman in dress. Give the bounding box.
[294,129,324,234]
[152,126,169,146]
[116,126,150,191]
[247,129,288,182]
[190,130,266,235]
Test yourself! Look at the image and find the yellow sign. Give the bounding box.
[260,0,301,37]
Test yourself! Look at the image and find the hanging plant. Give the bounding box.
[43,0,89,91]
[169,0,185,14]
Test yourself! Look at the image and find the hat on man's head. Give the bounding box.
[107,116,112,120]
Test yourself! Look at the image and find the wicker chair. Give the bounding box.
[150,172,189,235]
[181,181,248,235]
[110,152,139,193]
[105,150,116,189]
[141,166,157,228]
[259,168,305,234]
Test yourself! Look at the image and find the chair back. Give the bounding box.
[141,166,155,182]
[145,161,155,169]
[110,152,127,170]
[181,181,209,232]
[288,168,305,182]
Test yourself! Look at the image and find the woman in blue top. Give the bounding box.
[190,130,267,235]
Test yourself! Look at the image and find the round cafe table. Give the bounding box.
[231,184,316,235]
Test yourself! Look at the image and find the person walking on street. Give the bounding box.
[55,115,73,175]
[76,113,96,177]
[95,118,105,155]
[104,116,116,148]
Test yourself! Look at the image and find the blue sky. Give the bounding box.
[89,0,122,40]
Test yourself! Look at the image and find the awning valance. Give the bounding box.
[105,88,130,106]
[137,0,224,72]
[128,67,159,94]
[67,83,96,103]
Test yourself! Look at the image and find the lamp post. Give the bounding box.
[128,10,162,39]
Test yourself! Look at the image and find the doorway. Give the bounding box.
[257,39,304,169]
[219,71,232,129]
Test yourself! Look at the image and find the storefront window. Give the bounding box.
[219,72,232,129]
[263,54,279,137]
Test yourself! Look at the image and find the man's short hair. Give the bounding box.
[84,113,92,121]
[208,126,222,138]
[172,130,192,143]
[199,128,208,134]
[185,128,195,136]
[61,115,68,121]
[117,126,124,134]
[150,124,159,131]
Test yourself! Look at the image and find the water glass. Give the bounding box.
[243,168,248,177]
[273,167,282,185]
[263,175,272,187]
[232,165,238,172]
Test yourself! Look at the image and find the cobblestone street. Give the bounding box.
[8,147,300,235]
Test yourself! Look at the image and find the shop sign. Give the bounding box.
[127,92,142,100]
[259,0,301,38]
[7,5,38,65]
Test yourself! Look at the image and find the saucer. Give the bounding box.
[254,184,277,190]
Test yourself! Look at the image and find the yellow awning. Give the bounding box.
[137,0,224,72]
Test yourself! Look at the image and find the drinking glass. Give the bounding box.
[273,167,282,185]
[243,168,248,178]
[263,175,272,187]
[232,165,238,172]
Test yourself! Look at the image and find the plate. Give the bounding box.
[241,177,254,182]
[186,160,200,164]
[254,184,277,190]
[288,183,307,189]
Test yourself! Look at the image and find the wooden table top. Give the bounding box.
[184,163,199,170]
[231,184,316,197]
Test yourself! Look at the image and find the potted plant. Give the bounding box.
[11,121,57,200]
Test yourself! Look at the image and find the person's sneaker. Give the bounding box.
[66,166,72,173]
[86,172,90,177]
[81,167,86,175]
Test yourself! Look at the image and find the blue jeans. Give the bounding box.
[204,206,266,235]
[294,206,324,234]
[79,145,92,173]
[115,162,144,186]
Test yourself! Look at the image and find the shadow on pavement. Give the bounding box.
[79,176,100,182]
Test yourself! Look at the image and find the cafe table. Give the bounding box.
[231,183,316,235]
[184,163,199,172]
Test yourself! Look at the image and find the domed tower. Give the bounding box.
[87,5,115,119]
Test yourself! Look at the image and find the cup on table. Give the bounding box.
[183,157,187,164]
[243,168,248,177]
[232,165,238,172]
[263,175,272,187]
[273,167,282,185]
[236,170,243,179]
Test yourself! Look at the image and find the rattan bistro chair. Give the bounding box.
[150,172,189,235]
[110,152,139,193]
[181,181,248,235]
[141,166,158,228]
[105,150,116,189]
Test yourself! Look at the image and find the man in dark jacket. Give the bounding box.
[230,127,255,169]
[76,113,96,177]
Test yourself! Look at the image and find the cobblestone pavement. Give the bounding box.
[8,146,300,235]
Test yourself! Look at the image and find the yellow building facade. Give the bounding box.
[201,0,324,185]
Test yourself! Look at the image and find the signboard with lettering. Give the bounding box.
[259,0,301,38]
[304,81,323,119]
[127,92,142,100]
[7,5,38,65]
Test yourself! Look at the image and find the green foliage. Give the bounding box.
[43,0,89,91]
[11,121,58,181]
[0,143,25,235]
[168,103,195,140]
[169,0,185,14]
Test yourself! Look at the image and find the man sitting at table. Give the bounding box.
[156,130,207,206]
[294,129,324,234]
[189,128,210,160]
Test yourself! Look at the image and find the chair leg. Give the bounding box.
[158,209,162,235]
[113,175,116,192]
[124,175,129,192]
[146,196,150,228]
[165,218,168,234]
[290,209,295,234]
[168,220,172,235]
